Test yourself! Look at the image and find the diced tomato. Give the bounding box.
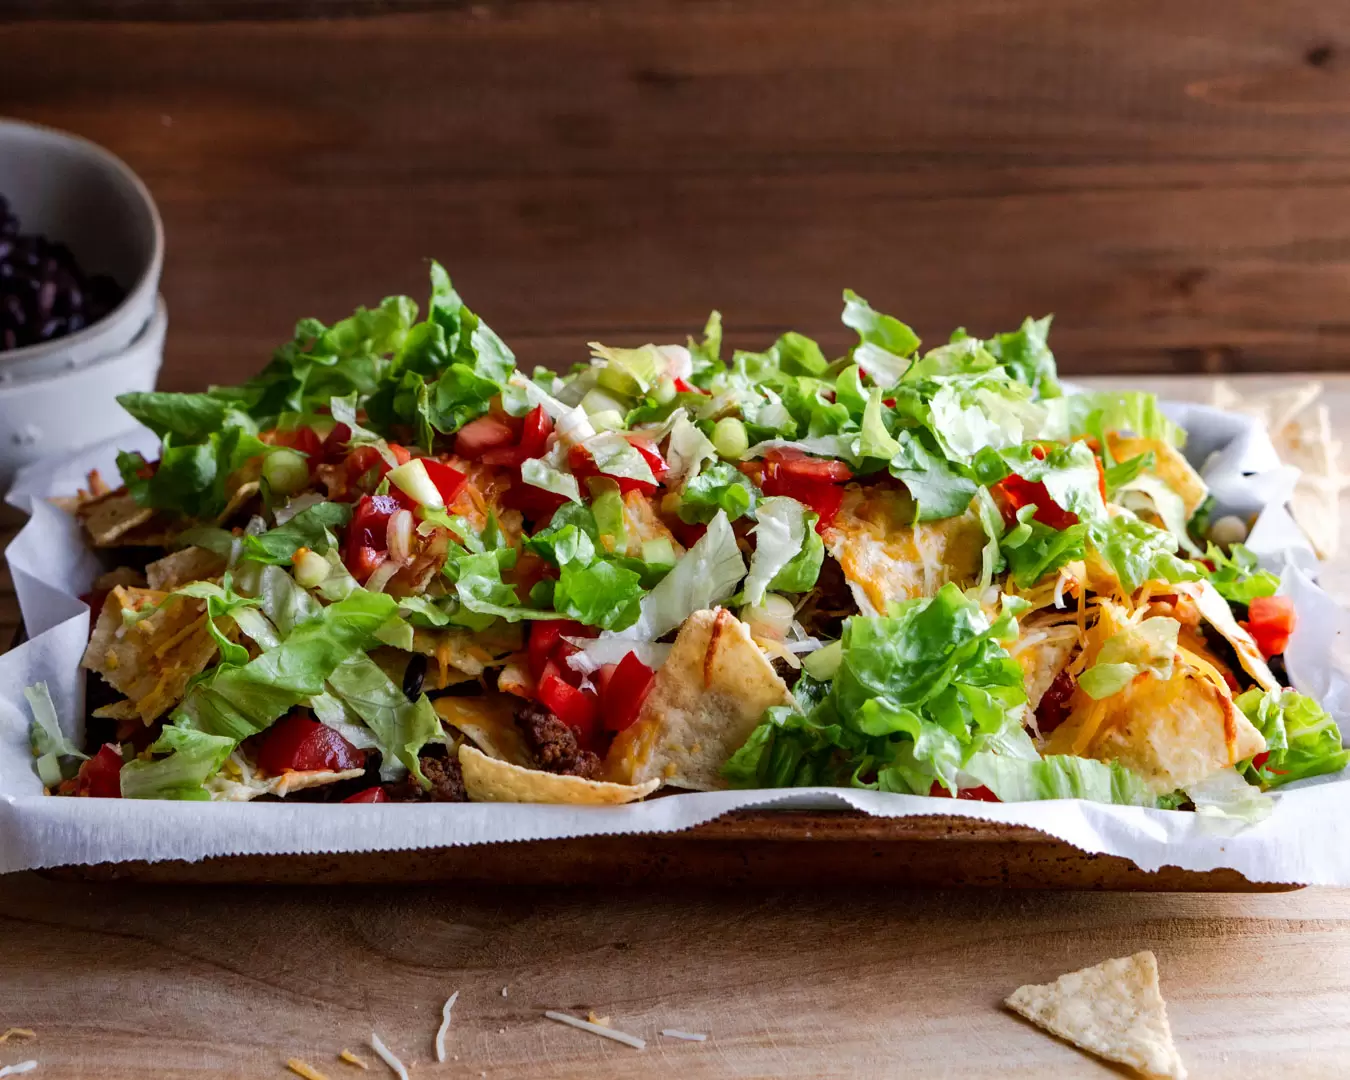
[673,377,705,395]
[1094,455,1107,502]
[991,472,1077,531]
[520,405,554,458]
[455,414,519,459]
[568,443,658,496]
[322,422,354,460]
[537,662,600,747]
[501,480,570,522]
[594,662,619,699]
[763,448,853,484]
[602,651,656,733]
[625,435,669,483]
[71,743,124,798]
[345,493,402,582]
[759,449,851,529]
[1251,750,1270,771]
[272,425,323,467]
[1242,595,1296,659]
[928,781,1001,802]
[670,519,709,548]
[1035,668,1077,735]
[343,787,389,804]
[528,619,597,680]
[254,712,366,776]
[420,457,468,505]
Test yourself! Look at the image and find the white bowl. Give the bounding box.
[0,118,163,384]
[0,296,166,487]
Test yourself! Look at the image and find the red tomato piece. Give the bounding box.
[254,713,366,776]
[602,651,657,733]
[928,781,1001,802]
[567,443,658,496]
[1242,595,1296,658]
[322,422,353,461]
[528,619,597,680]
[763,448,853,484]
[625,435,669,483]
[345,494,402,582]
[273,425,323,464]
[343,787,389,804]
[673,377,705,395]
[501,479,570,522]
[991,473,1078,531]
[420,457,468,505]
[455,414,518,459]
[537,663,600,746]
[519,405,554,459]
[1035,668,1077,735]
[72,743,124,798]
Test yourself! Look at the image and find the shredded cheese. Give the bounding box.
[1069,697,1110,756]
[0,1064,36,1078]
[287,1059,331,1080]
[368,1033,409,1080]
[0,1032,34,1046]
[339,1049,369,1070]
[544,1011,646,1050]
[661,1029,708,1041]
[434,991,460,1063]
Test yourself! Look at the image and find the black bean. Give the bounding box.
[0,196,124,352]
[402,653,428,701]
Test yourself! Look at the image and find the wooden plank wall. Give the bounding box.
[4,1,1350,389]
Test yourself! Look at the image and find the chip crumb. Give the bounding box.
[339,1048,369,1069]
[498,1027,506,1034]
[501,986,508,997]
[586,1011,611,1027]
[0,1030,35,1045]
[286,1059,331,1080]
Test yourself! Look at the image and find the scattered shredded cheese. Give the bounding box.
[501,986,508,998]
[661,1029,708,1042]
[0,1064,36,1078]
[368,1033,408,1080]
[0,1032,34,1046]
[586,1011,611,1027]
[339,1049,369,1070]
[544,1011,646,1050]
[434,991,460,1063]
[286,1059,331,1080]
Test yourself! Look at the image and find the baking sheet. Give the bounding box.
[3,404,1350,884]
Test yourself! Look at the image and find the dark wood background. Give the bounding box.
[6,1,1350,390]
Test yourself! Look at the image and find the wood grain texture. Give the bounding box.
[6,3,1350,389]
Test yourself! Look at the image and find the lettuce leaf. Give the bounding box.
[1040,390,1184,451]
[678,461,758,524]
[240,501,352,565]
[120,725,236,800]
[1204,543,1279,604]
[1088,512,1201,595]
[25,681,86,788]
[1237,687,1349,788]
[961,751,1157,806]
[887,429,977,521]
[983,315,1061,400]
[744,496,822,604]
[842,289,921,363]
[1077,616,1179,700]
[1002,507,1087,588]
[326,653,442,786]
[553,560,645,630]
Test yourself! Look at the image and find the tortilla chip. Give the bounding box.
[208,767,366,802]
[1006,951,1186,1079]
[93,566,147,593]
[216,479,261,524]
[1047,660,1265,792]
[77,491,157,547]
[145,546,228,591]
[459,744,659,804]
[1107,435,1207,518]
[81,586,233,725]
[434,693,532,766]
[822,486,984,615]
[91,699,143,722]
[604,607,795,791]
[1175,580,1279,693]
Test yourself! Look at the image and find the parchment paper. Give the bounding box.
[4,405,1350,884]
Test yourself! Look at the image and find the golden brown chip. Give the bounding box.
[81,586,234,725]
[77,491,157,547]
[459,745,660,804]
[208,766,366,802]
[604,607,795,791]
[434,693,532,766]
[1107,435,1206,518]
[1006,951,1186,1079]
[145,546,228,591]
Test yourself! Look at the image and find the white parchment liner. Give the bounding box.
[3,404,1350,883]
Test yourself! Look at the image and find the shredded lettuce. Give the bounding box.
[240,501,352,565]
[888,429,977,521]
[1237,687,1349,788]
[120,725,236,800]
[744,496,822,604]
[325,653,442,787]
[1088,512,1201,595]
[25,682,86,788]
[1078,616,1179,700]
[678,461,757,524]
[961,751,1157,806]
[1040,390,1184,450]
[1205,543,1280,604]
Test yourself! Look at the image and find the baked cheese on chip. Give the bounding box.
[821,485,984,615]
[1046,661,1264,793]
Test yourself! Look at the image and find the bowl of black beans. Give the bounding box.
[0,119,164,481]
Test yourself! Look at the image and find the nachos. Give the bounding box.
[27,265,1349,811]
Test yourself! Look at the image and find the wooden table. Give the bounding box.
[3,375,1350,1078]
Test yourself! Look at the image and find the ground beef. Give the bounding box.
[384,747,468,802]
[795,555,856,640]
[516,701,602,779]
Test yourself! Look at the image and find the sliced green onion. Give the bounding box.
[588,409,626,432]
[580,387,629,417]
[652,375,678,405]
[388,458,443,509]
[801,639,842,681]
[712,417,749,460]
[262,449,310,496]
[293,548,332,589]
[642,537,677,570]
